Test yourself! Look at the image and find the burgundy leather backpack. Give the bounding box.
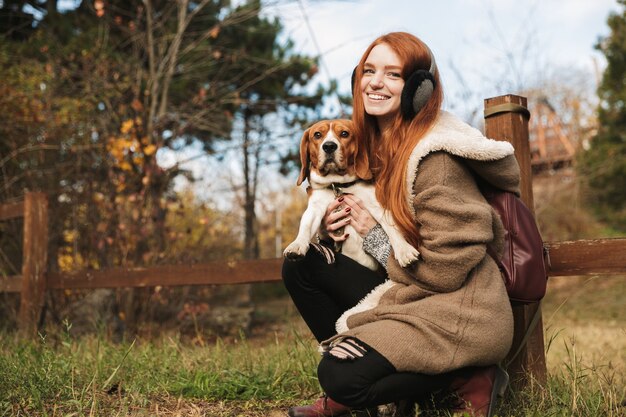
[481,184,548,304]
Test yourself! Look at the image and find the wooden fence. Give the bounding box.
[1,94,625,387]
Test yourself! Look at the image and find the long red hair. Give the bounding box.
[352,32,444,248]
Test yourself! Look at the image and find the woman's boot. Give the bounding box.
[288,395,377,417]
[448,365,509,417]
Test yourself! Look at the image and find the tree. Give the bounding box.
[578,0,626,232]
[0,0,328,271]
[0,0,331,333]
[212,0,330,260]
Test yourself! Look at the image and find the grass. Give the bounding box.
[543,275,625,376]
[0,275,624,416]
[0,319,320,416]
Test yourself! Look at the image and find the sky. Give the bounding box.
[166,0,621,205]
[265,0,619,114]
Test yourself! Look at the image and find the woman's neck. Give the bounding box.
[376,115,395,135]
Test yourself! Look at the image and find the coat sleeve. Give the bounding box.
[386,152,495,294]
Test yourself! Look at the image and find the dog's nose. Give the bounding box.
[322,142,338,154]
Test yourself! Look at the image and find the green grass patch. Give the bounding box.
[0,327,320,416]
[1,325,624,416]
[0,274,624,416]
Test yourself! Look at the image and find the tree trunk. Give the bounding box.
[47,0,58,15]
[242,110,259,260]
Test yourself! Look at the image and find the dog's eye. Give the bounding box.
[313,132,322,139]
[340,130,349,138]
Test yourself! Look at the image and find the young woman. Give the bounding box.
[283,32,520,417]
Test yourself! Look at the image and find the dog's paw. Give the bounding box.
[393,242,420,267]
[283,240,309,260]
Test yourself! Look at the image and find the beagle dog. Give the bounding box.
[283,119,419,270]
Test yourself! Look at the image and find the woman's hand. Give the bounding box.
[320,196,352,242]
[342,194,377,237]
[320,194,378,243]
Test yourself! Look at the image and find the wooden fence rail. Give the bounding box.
[1,240,624,293]
[1,94,626,387]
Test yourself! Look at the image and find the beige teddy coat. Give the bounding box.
[321,111,520,375]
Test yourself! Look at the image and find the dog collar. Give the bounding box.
[329,180,359,197]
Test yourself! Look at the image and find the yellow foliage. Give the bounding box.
[57,251,85,272]
[108,119,154,172]
[119,161,133,171]
[120,119,134,134]
[143,144,157,156]
[58,254,75,271]
[63,229,78,243]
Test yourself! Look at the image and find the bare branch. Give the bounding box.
[178,5,261,59]
[157,0,190,118]
[144,0,159,137]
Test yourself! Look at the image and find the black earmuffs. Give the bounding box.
[352,45,437,120]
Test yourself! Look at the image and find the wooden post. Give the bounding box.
[484,95,547,386]
[18,192,49,337]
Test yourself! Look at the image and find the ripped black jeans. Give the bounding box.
[282,249,447,408]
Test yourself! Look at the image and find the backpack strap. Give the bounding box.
[503,304,542,369]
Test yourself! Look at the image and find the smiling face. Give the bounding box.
[360,43,405,131]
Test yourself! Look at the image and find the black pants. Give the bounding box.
[282,249,447,408]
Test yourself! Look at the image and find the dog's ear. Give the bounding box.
[296,128,310,186]
[354,137,373,181]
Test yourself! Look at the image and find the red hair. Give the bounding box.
[352,32,444,248]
